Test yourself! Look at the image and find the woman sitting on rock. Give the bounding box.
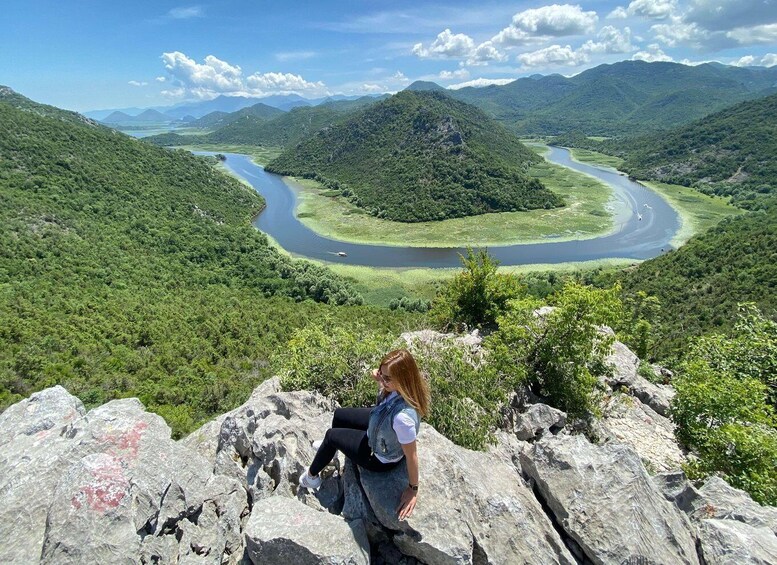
[299,349,430,520]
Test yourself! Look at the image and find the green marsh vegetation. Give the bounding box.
[288,153,614,247]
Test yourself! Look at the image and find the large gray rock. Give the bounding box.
[598,393,685,473]
[605,340,675,416]
[0,386,86,563]
[197,378,343,512]
[690,477,777,535]
[245,496,369,565]
[521,434,699,565]
[505,402,567,441]
[357,424,575,565]
[0,388,248,565]
[697,519,777,564]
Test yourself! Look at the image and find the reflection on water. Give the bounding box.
[197,148,679,268]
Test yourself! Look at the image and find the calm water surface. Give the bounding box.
[199,148,680,268]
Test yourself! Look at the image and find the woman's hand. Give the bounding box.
[397,486,417,520]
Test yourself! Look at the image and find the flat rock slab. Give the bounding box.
[358,425,575,565]
[599,394,685,473]
[245,496,369,565]
[521,434,699,565]
[698,519,777,564]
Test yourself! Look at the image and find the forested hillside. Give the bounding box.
[0,88,420,434]
[616,206,777,361]
[266,90,561,222]
[188,101,284,128]
[145,96,383,149]
[450,61,777,135]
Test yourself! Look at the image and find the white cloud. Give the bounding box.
[245,72,325,93]
[412,29,475,58]
[159,51,328,99]
[467,41,508,65]
[162,52,243,92]
[632,43,673,61]
[627,0,677,20]
[494,4,599,45]
[275,51,317,62]
[734,53,777,66]
[393,71,411,83]
[128,80,148,87]
[448,78,516,90]
[727,24,777,45]
[518,44,590,67]
[734,55,757,66]
[155,76,166,82]
[439,69,470,80]
[161,87,186,98]
[580,26,634,54]
[651,21,707,47]
[607,7,629,19]
[168,6,203,19]
[762,53,777,66]
[361,83,384,93]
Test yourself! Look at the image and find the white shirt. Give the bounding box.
[374,392,418,463]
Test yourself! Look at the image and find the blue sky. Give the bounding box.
[2,0,776,111]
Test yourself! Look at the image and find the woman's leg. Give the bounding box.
[331,407,372,430]
[309,427,398,476]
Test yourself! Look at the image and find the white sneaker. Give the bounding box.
[299,471,322,490]
[312,440,323,450]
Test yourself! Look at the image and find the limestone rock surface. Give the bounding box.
[357,424,575,565]
[245,496,369,565]
[697,519,777,564]
[0,388,247,565]
[598,393,685,472]
[605,340,675,416]
[521,434,699,565]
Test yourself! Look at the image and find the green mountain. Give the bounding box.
[266,90,561,222]
[559,93,777,210]
[145,96,382,148]
[404,80,446,92]
[450,61,777,135]
[189,102,285,128]
[0,87,415,435]
[616,93,777,209]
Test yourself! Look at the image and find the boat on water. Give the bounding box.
[337,251,347,257]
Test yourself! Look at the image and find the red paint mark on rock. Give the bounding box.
[71,455,129,513]
[97,420,149,461]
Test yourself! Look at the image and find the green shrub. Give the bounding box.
[430,248,524,331]
[487,282,622,418]
[672,306,777,505]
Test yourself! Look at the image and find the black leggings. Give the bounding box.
[309,407,402,475]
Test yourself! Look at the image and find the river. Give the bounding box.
[198,148,680,268]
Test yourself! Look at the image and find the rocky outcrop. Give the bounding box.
[504,402,567,441]
[605,339,675,416]
[598,393,685,472]
[245,496,369,565]
[0,387,247,565]
[3,374,774,565]
[355,425,575,565]
[521,434,700,564]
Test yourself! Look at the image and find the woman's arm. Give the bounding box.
[396,440,418,520]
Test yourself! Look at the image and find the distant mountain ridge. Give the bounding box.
[449,60,777,135]
[266,90,561,222]
[557,92,777,210]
